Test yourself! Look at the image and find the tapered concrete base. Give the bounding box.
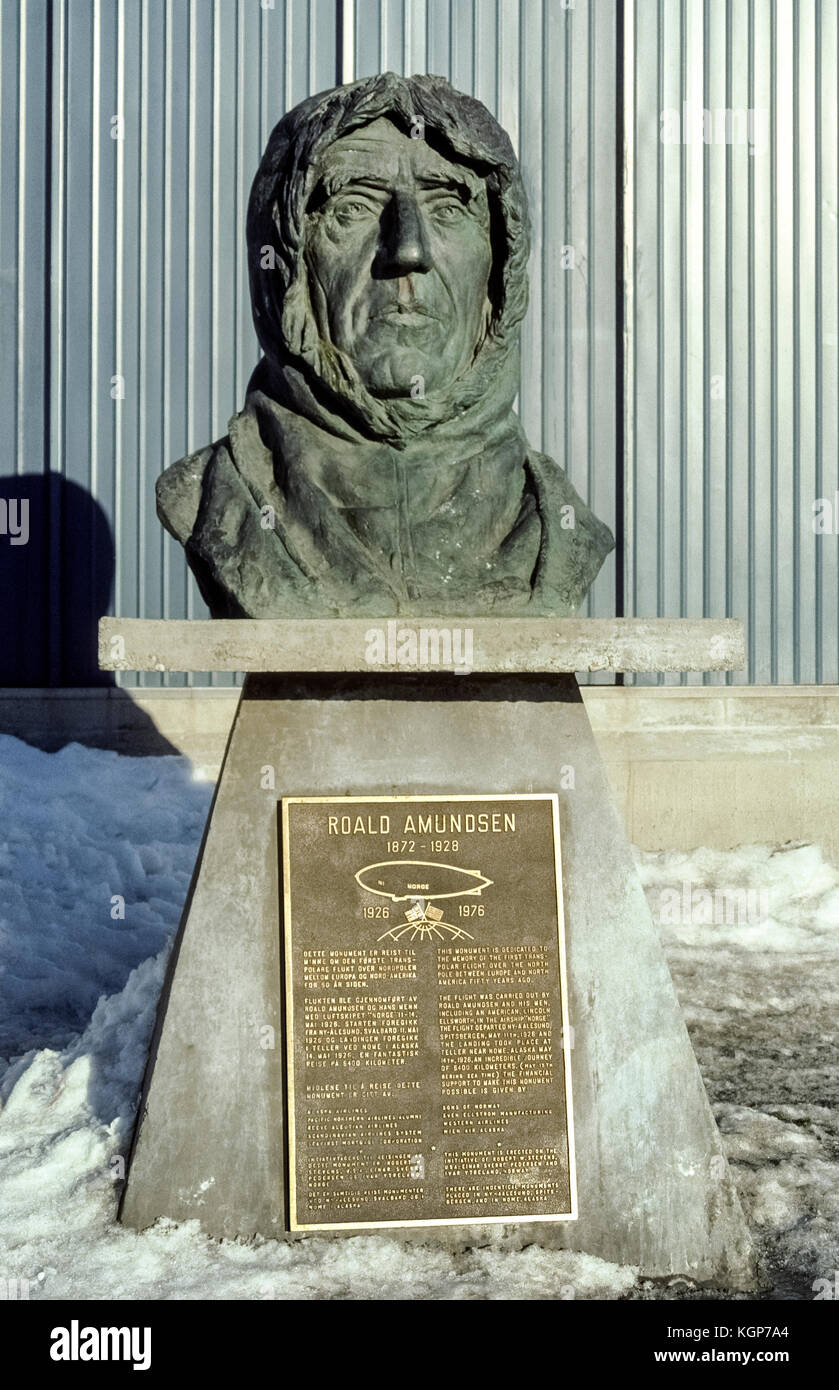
[120,673,756,1287]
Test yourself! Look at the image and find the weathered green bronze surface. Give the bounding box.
[156,73,613,618]
[282,794,575,1231]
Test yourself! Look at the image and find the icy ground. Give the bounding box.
[0,735,836,1301]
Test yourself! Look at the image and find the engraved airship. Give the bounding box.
[354,860,494,903]
[355,859,493,942]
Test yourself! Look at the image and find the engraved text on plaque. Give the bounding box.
[281,794,576,1231]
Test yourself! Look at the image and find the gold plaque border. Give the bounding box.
[281,793,578,1233]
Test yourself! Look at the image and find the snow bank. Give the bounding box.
[0,736,212,1056]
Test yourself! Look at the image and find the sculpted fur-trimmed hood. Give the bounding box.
[246,70,529,445]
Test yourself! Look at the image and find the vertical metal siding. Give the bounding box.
[0,0,617,687]
[8,1,832,690]
[626,0,838,685]
[1,0,50,682]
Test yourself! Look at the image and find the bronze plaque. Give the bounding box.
[281,794,576,1231]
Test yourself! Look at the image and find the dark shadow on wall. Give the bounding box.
[0,473,179,754]
[0,472,113,686]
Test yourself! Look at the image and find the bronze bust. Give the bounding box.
[157,72,614,617]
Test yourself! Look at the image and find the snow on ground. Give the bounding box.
[640,843,839,1299]
[0,734,837,1300]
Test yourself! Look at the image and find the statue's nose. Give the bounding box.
[378,192,433,275]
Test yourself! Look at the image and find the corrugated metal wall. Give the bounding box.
[1,0,618,687]
[626,0,839,685]
[1,0,835,688]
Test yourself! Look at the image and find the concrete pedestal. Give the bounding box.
[120,672,756,1287]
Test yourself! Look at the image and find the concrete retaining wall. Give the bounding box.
[1,685,836,864]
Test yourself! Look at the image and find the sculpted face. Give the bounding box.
[303,117,493,397]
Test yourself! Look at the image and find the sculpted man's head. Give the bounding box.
[245,71,529,443]
[304,116,493,397]
[157,73,614,617]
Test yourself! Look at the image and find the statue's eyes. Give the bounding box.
[430,198,468,225]
[331,196,377,223]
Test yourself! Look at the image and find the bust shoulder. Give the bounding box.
[526,450,615,611]
[156,442,223,546]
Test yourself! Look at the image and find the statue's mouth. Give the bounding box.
[371,304,440,327]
